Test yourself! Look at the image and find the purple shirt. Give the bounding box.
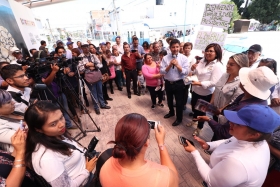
[209,94,267,140]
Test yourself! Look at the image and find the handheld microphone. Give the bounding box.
[172,55,177,69]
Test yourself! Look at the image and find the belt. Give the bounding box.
[165,79,183,84]
[125,69,136,71]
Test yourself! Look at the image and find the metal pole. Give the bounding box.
[89,12,95,40]
[46,19,55,42]
[183,0,187,42]
[113,0,120,36]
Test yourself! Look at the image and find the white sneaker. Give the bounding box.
[186,121,198,127]
[155,86,161,91]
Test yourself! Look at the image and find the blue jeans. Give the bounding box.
[86,80,106,109]
[57,93,73,128]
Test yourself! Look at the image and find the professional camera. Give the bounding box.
[85,136,100,160]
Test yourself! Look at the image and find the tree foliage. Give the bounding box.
[230,0,245,14]
[248,0,280,24]
[221,0,241,29]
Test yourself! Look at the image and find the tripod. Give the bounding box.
[56,69,101,141]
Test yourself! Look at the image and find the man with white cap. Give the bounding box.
[66,41,73,59]
[197,66,279,140]
[247,44,262,69]
[10,47,23,65]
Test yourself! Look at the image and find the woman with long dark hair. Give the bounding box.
[142,41,150,53]
[24,101,97,187]
[99,113,178,187]
[187,43,225,136]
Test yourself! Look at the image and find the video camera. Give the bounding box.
[85,136,100,159]
[17,56,83,79]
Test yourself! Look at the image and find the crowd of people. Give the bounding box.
[0,34,279,187]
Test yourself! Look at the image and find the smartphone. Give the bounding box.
[19,120,24,130]
[147,120,159,129]
[178,135,195,147]
[131,49,137,53]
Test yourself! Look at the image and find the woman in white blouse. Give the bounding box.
[187,43,225,136]
[210,53,249,125]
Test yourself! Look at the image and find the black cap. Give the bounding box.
[248,44,262,53]
[81,44,89,48]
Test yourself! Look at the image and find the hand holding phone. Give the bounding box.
[178,135,194,147]
[131,49,137,53]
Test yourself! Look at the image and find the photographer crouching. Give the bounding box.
[78,44,111,115]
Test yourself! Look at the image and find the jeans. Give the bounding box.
[57,93,73,128]
[191,91,212,129]
[114,70,123,88]
[147,85,163,105]
[165,80,185,122]
[125,69,138,95]
[86,80,106,109]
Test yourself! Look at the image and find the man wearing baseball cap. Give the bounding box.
[56,40,64,47]
[184,104,280,187]
[66,41,73,59]
[10,47,23,65]
[247,44,262,69]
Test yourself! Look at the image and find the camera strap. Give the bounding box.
[8,91,29,106]
[36,50,43,61]
[61,140,85,154]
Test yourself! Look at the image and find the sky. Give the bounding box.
[31,0,223,31]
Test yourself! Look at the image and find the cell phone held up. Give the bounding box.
[131,49,137,53]
[178,135,195,147]
[147,120,160,129]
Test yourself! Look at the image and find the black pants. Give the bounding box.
[147,85,163,105]
[114,70,123,89]
[125,69,138,95]
[191,91,212,129]
[165,79,185,122]
[102,81,110,100]
[183,84,191,106]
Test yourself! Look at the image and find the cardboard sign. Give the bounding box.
[194,31,227,50]
[201,4,234,29]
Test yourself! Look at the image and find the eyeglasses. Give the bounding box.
[13,74,28,79]
[205,50,215,53]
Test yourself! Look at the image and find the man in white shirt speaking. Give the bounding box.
[160,39,189,126]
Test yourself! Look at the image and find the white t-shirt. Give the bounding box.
[0,118,20,152]
[191,137,270,187]
[32,138,89,186]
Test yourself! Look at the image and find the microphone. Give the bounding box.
[172,54,177,69]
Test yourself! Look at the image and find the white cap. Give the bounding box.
[239,66,279,100]
[10,46,21,54]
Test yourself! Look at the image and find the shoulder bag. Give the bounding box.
[84,70,102,84]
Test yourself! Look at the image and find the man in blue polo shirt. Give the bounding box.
[130,37,145,71]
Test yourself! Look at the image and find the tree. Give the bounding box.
[231,0,245,15]
[248,0,280,24]
[221,0,241,32]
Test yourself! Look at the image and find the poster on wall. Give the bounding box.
[201,4,234,29]
[194,31,227,50]
[0,0,29,62]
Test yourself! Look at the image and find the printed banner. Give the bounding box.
[201,4,234,29]
[20,18,35,26]
[194,31,227,50]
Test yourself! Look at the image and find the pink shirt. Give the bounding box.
[142,64,160,87]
